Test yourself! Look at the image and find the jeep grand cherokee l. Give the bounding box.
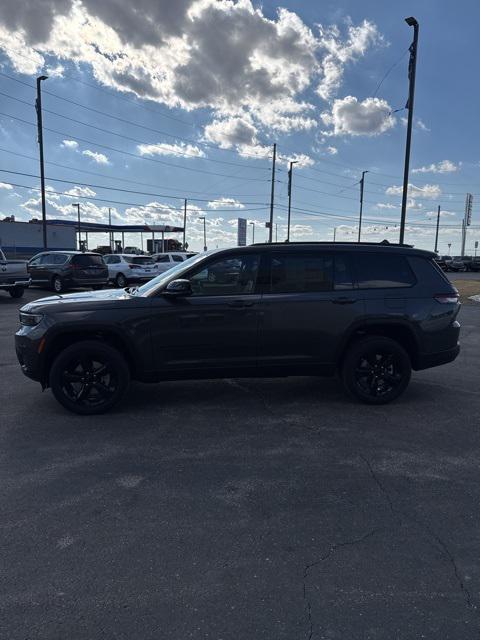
[15,243,461,415]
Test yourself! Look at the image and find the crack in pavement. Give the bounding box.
[360,454,477,615]
[302,528,381,640]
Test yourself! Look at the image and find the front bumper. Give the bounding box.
[15,332,44,382]
[415,344,460,370]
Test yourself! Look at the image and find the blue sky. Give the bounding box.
[0,0,479,253]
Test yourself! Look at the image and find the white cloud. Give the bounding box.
[61,139,79,150]
[317,20,382,101]
[82,149,110,164]
[412,160,460,174]
[425,209,456,218]
[386,183,442,200]
[376,202,397,210]
[0,2,382,137]
[321,96,395,136]
[0,182,13,190]
[64,186,97,197]
[207,198,244,210]
[137,142,205,158]
[204,115,258,149]
[326,146,338,155]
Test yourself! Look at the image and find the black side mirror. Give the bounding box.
[164,279,192,296]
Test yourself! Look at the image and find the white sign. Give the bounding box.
[237,218,247,246]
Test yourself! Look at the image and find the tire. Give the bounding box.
[49,340,130,415]
[52,276,64,293]
[115,273,127,288]
[342,336,411,405]
[9,286,24,299]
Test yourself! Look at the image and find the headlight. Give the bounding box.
[19,312,44,326]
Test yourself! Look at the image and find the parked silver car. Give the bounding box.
[103,254,158,287]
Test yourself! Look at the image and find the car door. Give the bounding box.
[27,254,44,283]
[257,250,365,371]
[149,251,262,372]
[31,253,53,285]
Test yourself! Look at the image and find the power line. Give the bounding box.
[0,110,269,182]
[0,168,268,205]
[0,146,267,200]
[0,70,272,160]
[2,179,269,213]
[0,89,271,171]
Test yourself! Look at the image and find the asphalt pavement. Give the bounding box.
[1,288,480,639]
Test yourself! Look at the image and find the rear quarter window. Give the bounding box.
[408,256,452,287]
[71,254,105,267]
[354,253,416,289]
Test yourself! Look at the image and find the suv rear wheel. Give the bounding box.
[9,286,24,298]
[342,336,411,405]
[52,276,64,293]
[49,340,130,414]
[115,273,127,288]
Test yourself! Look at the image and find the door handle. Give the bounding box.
[332,297,357,304]
[227,299,255,308]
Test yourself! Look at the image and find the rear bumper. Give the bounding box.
[415,344,460,370]
[0,277,30,289]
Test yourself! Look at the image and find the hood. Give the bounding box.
[21,287,135,313]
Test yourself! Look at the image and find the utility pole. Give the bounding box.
[358,170,368,242]
[249,221,255,244]
[199,216,207,251]
[399,17,419,245]
[183,199,187,250]
[333,227,337,242]
[72,203,81,250]
[287,160,298,242]
[268,143,277,243]
[434,205,441,253]
[35,75,48,250]
[108,207,112,250]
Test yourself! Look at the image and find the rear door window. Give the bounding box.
[52,254,68,265]
[171,255,183,262]
[269,252,334,293]
[354,253,415,289]
[130,257,155,265]
[71,254,105,267]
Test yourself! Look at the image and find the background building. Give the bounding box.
[0,219,76,259]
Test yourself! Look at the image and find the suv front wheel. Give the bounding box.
[342,336,411,405]
[49,340,130,414]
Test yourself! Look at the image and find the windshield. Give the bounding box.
[136,251,215,296]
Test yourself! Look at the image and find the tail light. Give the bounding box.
[434,292,459,304]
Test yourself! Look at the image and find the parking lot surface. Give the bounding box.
[1,288,480,639]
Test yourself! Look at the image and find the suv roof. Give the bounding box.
[247,241,435,258]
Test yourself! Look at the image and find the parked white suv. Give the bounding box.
[151,252,197,273]
[103,254,158,288]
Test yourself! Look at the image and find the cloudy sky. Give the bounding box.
[0,0,479,252]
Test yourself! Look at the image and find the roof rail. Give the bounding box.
[251,240,414,248]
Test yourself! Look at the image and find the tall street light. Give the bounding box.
[35,75,48,250]
[286,160,298,242]
[249,221,255,244]
[72,203,81,250]
[199,216,207,251]
[358,170,368,242]
[399,16,419,245]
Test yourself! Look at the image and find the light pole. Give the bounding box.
[72,203,81,250]
[287,160,298,242]
[268,143,277,243]
[434,205,441,253]
[35,75,48,250]
[333,227,337,242]
[183,199,187,250]
[358,170,368,242]
[199,216,207,251]
[399,16,419,244]
[249,221,255,244]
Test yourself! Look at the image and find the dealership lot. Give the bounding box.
[1,287,480,639]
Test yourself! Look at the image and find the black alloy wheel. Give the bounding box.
[50,340,130,414]
[342,336,411,405]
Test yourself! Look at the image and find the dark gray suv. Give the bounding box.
[15,243,461,414]
[28,251,109,293]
